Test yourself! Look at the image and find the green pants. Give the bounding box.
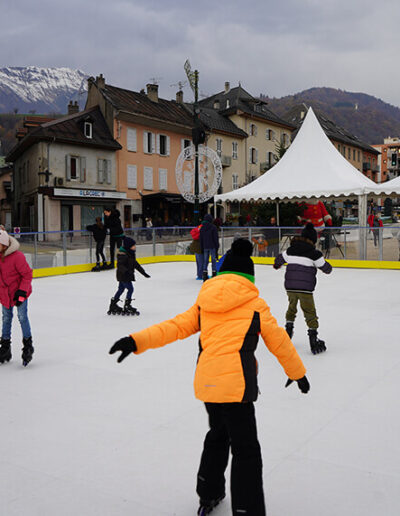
[286,291,318,329]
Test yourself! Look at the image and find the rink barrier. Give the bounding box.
[32,254,400,279]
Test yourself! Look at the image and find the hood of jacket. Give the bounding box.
[4,236,20,257]
[196,274,259,313]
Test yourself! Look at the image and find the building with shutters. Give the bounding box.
[6,105,122,232]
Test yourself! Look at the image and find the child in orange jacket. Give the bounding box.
[110,239,309,516]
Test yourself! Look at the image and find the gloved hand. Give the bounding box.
[14,289,27,306]
[143,273,151,278]
[109,336,137,363]
[285,375,310,394]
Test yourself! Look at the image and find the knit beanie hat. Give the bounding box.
[301,223,317,244]
[203,214,213,223]
[123,236,136,249]
[0,230,10,247]
[219,238,255,281]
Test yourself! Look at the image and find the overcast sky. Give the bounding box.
[3,0,400,106]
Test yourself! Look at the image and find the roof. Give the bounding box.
[215,107,378,202]
[285,104,379,155]
[100,84,194,128]
[365,174,400,195]
[184,104,247,138]
[199,85,296,130]
[7,106,122,161]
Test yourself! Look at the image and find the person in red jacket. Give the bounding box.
[368,211,383,247]
[110,239,310,516]
[0,230,34,366]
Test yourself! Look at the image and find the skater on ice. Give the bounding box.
[103,207,124,269]
[0,229,34,366]
[86,217,107,271]
[107,236,150,316]
[273,222,332,354]
[110,238,309,515]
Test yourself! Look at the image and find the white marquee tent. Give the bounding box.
[365,173,400,196]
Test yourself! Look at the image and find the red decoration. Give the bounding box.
[298,200,332,228]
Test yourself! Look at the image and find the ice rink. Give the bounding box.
[1,262,399,516]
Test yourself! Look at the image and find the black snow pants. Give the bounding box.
[197,402,266,515]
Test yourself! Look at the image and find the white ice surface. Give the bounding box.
[1,263,400,516]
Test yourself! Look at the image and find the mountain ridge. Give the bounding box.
[261,87,400,144]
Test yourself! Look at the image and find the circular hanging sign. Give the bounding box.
[175,145,222,203]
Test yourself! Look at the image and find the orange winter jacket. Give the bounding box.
[131,273,306,403]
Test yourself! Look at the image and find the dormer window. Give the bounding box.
[84,122,92,139]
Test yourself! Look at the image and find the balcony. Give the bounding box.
[363,162,371,171]
[221,155,232,167]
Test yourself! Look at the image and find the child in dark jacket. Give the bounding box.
[107,237,150,316]
[274,223,332,354]
[200,214,219,281]
[86,217,107,271]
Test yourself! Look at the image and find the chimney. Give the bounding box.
[68,100,79,115]
[146,83,159,103]
[224,81,230,94]
[96,73,105,89]
[176,90,184,103]
[213,99,220,110]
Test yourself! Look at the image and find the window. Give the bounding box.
[143,131,155,153]
[338,144,341,152]
[249,147,258,164]
[353,149,356,161]
[342,146,346,157]
[266,129,274,140]
[249,123,257,136]
[127,165,137,189]
[127,128,137,152]
[216,138,222,157]
[232,141,238,160]
[232,174,238,190]
[157,134,170,156]
[144,166,153,190]
[348,148,351,159]
[84,122,92,139]
[181,138,191,151]
[281,133,288,146]
[97,159,111,184]
[159,168,168,190]
[226,99,230,109]
[66,155,86,181]
[267,151,274,165]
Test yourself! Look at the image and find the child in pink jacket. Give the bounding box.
[0,230,34,366]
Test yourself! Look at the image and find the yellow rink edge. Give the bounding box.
[32,254,400,278]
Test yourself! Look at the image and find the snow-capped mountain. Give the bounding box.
[0,66,89,114]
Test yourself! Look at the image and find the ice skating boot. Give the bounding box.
[308,329,327,355]
[202,271,208,282]
[100,262,108,270]
[107,298,123,315]
[122,298,140,316]
[285,321,294,339]
[212,270,217,277]
[91,263,101,271]
[21,337,34,366]
[197,493,225,515]
[0,338,11,364]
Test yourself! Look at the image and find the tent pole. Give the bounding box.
[358,193,367,260]
[276,200,280,226]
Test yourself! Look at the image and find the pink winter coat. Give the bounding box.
[0,236,32,308]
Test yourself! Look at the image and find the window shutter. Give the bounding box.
[151,133,156,154]
[254,125,258,137]
[106,159,112,184]
[127,165,137,189]
[66,155,71,180]
[249,148,252,164]
[144,166,153,190]
[159,168,167,190]
[127,128,137,151]
[80,157,86,182]
[97,159,104,183]
[166,136,170,156]
[255,149,258,164]
[181,139,185,151]
[156,134,160,155]
[143,131,148,153]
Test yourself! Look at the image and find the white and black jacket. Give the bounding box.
[274,237,332,293]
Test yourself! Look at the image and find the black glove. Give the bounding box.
[109,336,137,363]
[143,273,151,278]
[14,289,27,306]
[285,375,310,394]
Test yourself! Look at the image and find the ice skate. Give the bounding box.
[308,329,327,354]
[122,299,140,316]
[197,493,225,515]
[107,298,123,315]
[285,321,294,339]
[91,263,101,271]
[0,338,11,364]
[21,337,34,366]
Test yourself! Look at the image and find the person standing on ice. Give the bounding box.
[103,207,124,269]
[110,238,309,516]
[107,236,150,316]
[273,222,332,354]
[86,217,107,271]
[200,214,219,281]
[0,230,34,366]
